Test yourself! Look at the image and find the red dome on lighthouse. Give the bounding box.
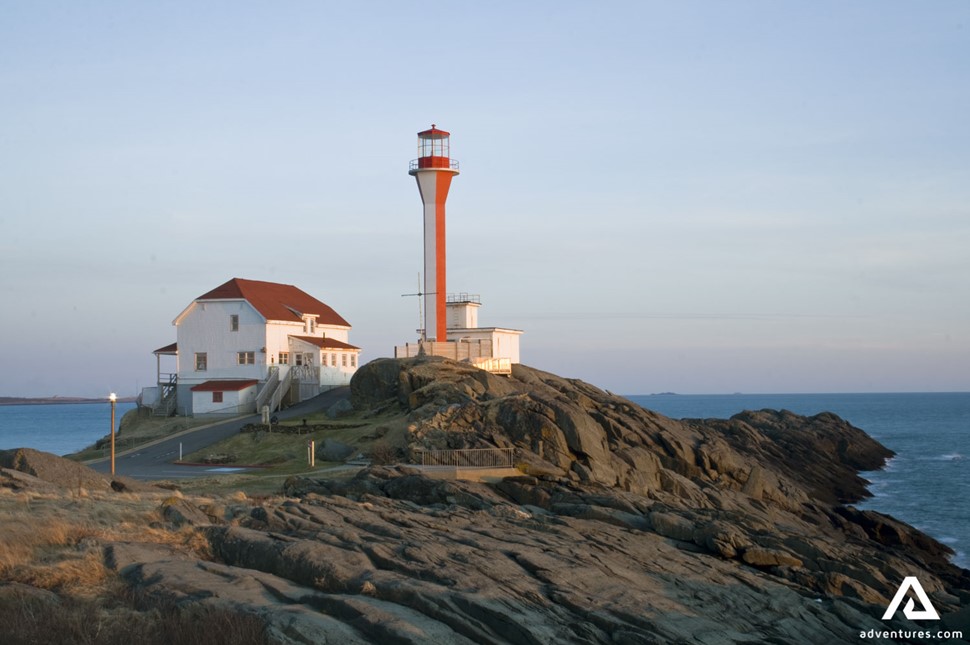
[412,124,459,171]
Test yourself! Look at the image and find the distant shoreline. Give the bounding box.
[0,397,137,407]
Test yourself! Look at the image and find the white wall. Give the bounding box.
[493,330,522,364]
[177,300,266,385]
[191,384,257,416]
[289,337,359,389]
[447,302,480,329]
[265,320,305,368]
[447,328,522,363]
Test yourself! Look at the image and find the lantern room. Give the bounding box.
[411,125,460,170]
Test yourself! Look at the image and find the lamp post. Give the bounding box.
[108,392,117,476]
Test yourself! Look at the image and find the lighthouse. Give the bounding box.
[409,125,459,341]
[396,125,522,372]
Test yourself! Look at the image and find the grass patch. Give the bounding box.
[0,487,209,595]
[0,586,272,645]
[175,466,361,497]
[182,409,409,471]
[0,482,269,645]
[0,440,376,645]
[67,409,218,462]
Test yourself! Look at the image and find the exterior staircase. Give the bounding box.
[153,373,177,417]
[255,367,293,415]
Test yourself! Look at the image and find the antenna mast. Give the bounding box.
[401,273,435,342]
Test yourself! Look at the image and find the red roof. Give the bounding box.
[290,335,360,350]
[196,278,350,327]
[418,125,449,139]
[190,379,259,392]
[153,342,178,355]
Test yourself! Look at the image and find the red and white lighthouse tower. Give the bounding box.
[409,125,459,342]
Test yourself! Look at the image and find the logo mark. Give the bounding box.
[882,576,940,621]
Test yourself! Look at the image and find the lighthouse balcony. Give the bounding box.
[410,157,460,171]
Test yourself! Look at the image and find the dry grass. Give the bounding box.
[0,485,272,644]
[0,587,272,645]
[0,488,209,593]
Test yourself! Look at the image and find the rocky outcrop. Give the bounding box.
[349,358,968,630]
[96,462,967,643]
[0,447,154,493]
[7,358,969,643]
[98,357,967,643]
[1,447,114,491]
[350,358,893,509]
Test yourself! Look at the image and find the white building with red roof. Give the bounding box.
[143,277,360,416]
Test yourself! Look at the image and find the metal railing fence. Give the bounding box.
[418,447,514,468]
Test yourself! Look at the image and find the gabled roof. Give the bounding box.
[194,278,351,327]
[153,342,178,355]
[190,379,259,392]
[290,335,361,351]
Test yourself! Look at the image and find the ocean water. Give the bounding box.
[0,401,137,456]
[0,394,966,569]
[628,392,970,569]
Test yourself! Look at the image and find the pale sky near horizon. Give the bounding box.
[1,2,968,397]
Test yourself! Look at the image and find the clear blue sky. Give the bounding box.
[1,1,968,396]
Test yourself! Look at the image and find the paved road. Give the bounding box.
[88,387,351,480]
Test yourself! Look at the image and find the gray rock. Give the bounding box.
[741,546,804,568]
[160,497,213,527]
[648,511,696,541]
[0,447,111,491]
[57,359,968,642]
[326,398,354,419]
[317,438,355,462]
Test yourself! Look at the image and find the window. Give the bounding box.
[330,353,336,366]
[229,314,239,332]
[309,319,315,334]
[279,352,289,365]
[212,391,223,403]
[351,354,357,367]
[195,353,207,371]
[237,351,255,365]
[295,353,304,366]
[341,353,347,367]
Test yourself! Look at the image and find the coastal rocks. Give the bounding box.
[0,447,113,491]
[740,546,803,569]
[341,358,970,617]
[0,447,155,493]
[648,510,696,541]
[6,442,957,644]
[833,505,956,570]
[6,358,968,643]
[705,409,894,505]
[0,466,60,492]
[160,496,214,527]
[349,357,892,518]
[115,477,902,644]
